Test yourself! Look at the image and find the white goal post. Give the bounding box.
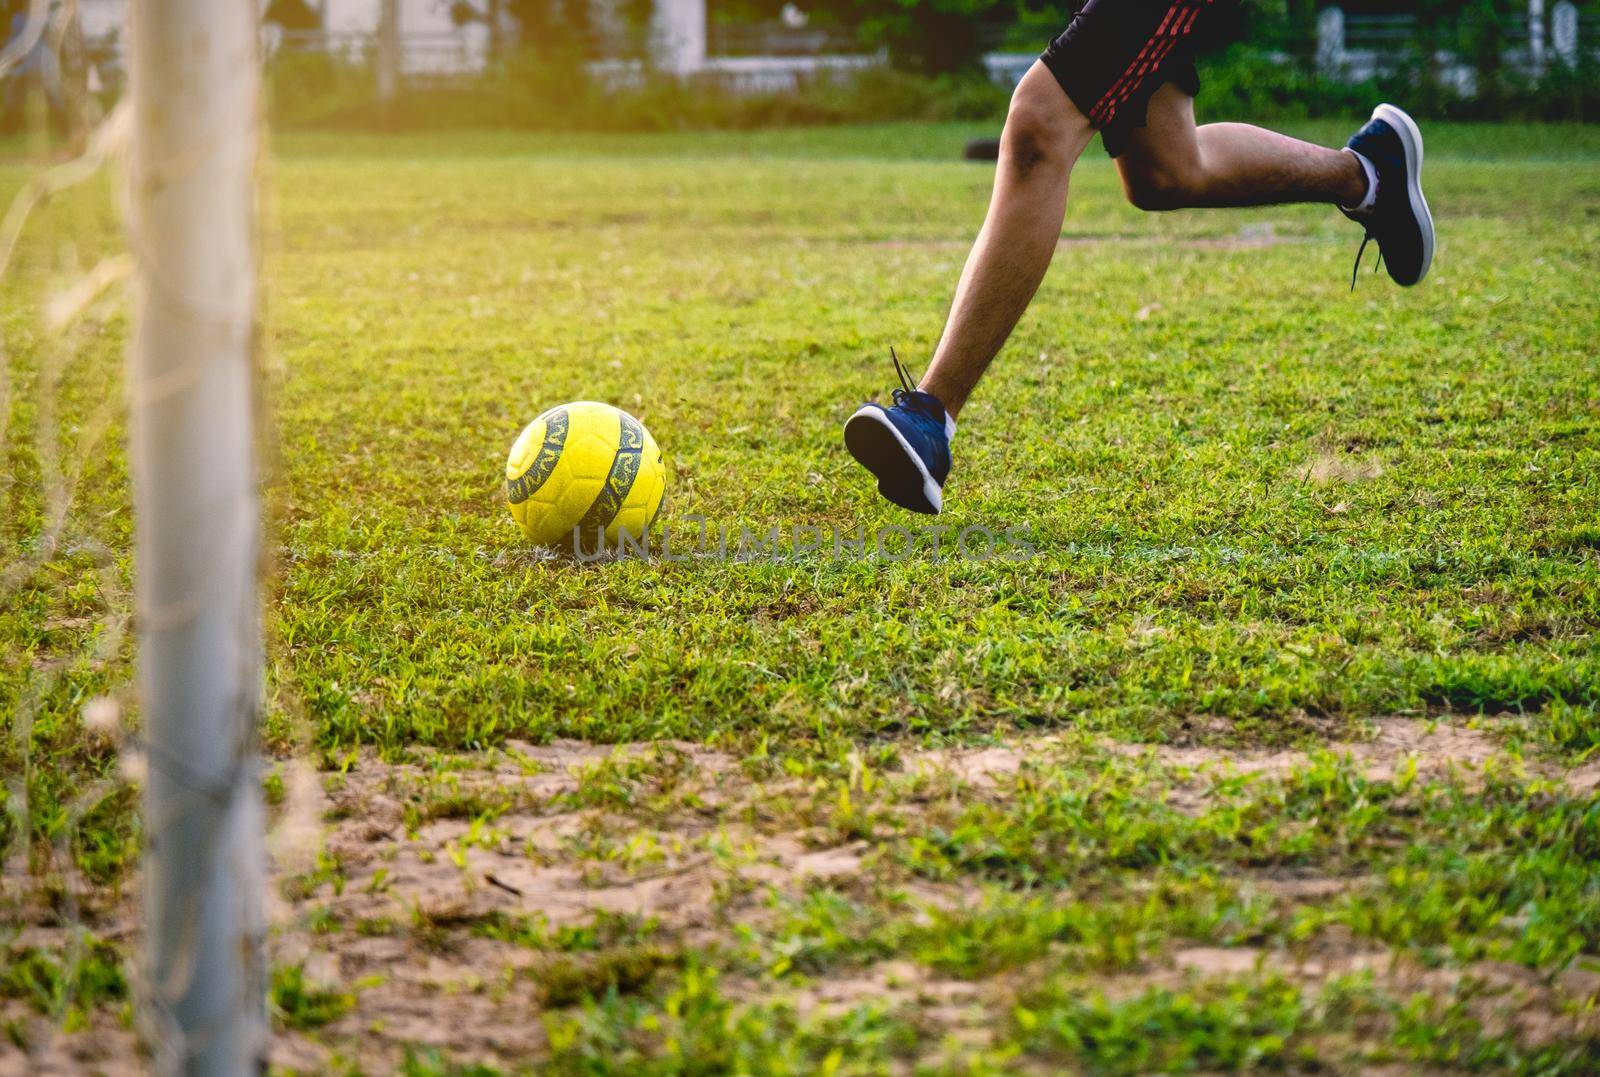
[127,1,266,1072]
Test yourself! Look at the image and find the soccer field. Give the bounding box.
[5,121,1600,1070]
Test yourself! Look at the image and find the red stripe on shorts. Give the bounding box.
[1089,6,1182,122]
[1092,2,1203,122]
[1104,21,1192,116]
[1089,0,1208,126]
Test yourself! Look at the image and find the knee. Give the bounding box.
[1120,162,1201,211]
[1000,77,1080,176]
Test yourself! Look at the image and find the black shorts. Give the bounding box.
[1040,0,1246,157]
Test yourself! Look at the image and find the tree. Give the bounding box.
[838,0,1028,75]
[450,0,603,59]
[1404,0,1514,111]
[1235,0,1324,71]
[264,0,322,32]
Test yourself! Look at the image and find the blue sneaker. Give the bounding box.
[844,351,951,514]
[1342,103,1434,288]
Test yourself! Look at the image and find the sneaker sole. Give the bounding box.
[1373,103,1434,285]
[844,406,943,515]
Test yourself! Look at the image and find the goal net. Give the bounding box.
[1,0,268,1069]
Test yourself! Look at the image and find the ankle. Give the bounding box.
[1340,148,1377,211]
[917,383,961,430]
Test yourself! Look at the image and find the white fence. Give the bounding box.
[1318,3,1593,95]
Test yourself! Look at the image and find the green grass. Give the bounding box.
[260,120,1599,753]
[271,962,358,1032]
[0,936,126,1017]
[269,119,1600,162]
[3,120,1599,1068]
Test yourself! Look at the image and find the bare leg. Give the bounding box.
[1118,82,1367,210]
[919,63,1094,419]
[920,78,1366,421]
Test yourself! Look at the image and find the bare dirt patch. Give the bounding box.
[7,720,1595,1071]
[1085,927,1600,1048]
[1566,761,1600,797]
[258,740,890,1070]
[1302,452,1385,486]
[0,1007,142,1077]
[1107,716,1507,786]
[277,721,1588,1069]
[906,739,1060,786]
[906,717,1512,794]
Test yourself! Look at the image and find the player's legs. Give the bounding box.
[843,0,1431,515]
[841,63,1090,514]
[1115,84,1434,287]
[920,63,1094,419]
[845,1,1200,514]
[1116,82,1367,210]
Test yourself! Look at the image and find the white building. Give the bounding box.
[75,0,492,76]
[317,0,491,76]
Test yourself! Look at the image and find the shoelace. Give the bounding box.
[1349,232,1385,291]
[889,346,919,408]
[1346,159,1387,290]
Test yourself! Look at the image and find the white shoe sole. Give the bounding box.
[1373,103,1434,284]
[844,405,943,514]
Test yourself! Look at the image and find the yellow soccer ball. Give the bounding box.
[505,401,665,549]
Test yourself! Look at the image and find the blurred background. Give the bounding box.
[27,0,1600,138]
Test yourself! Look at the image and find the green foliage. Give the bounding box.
[400,1046,505,1076]
[1019,964,1600,1071]
[263,0,321,32]
[1198,46,1378,120]
[836,0,1017,75]
[907,881,1279,978]
[1234,0,1325,64]
[543,962,920,1073]
[472,909,661,952]
[0,938,126,1016]
[268,43,1600,133]
[741,887,903,977]
[539,944,682,1007]
[1389,987,1600,1072]
[903,752,1423,886]
[260,0,1600,130]
[898,746,1600,973]
[1532,699,1600,762]
[1310,774,1600,968]
[1014,974,1328,1071]
[270,962,357,1031]
[267,49,1010,132]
